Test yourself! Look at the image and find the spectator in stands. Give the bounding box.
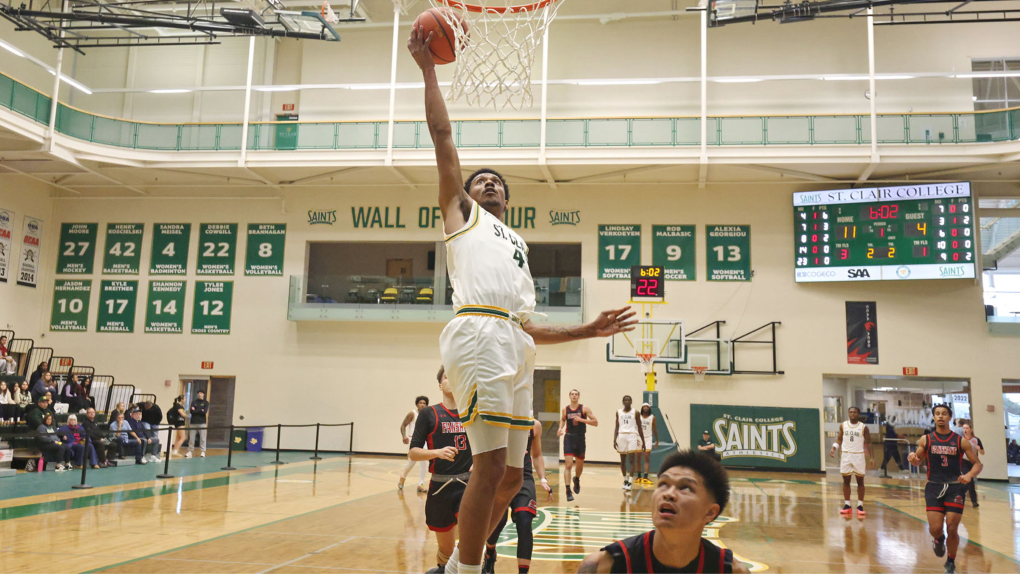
[25,395,54,429]
[80,377,95,410]
[0,381,11,422]
[186,391,209,458]
[0,355,15,375]
[168,396,187,456]
[110,401,127,423]
[29,361,48,386]
[0,335,8,357]
[32,372,57,403]
[141,401,162,428]
[82,407,114,467]
[59,414,100,469]
[58,375,80,411]
[13,380,32,411]
[36,412,72,471]
[0,381,9,403]
[110,412,145,464]
[129,409,161,463]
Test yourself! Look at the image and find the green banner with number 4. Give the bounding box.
[245,224,286,276]
[97,280,138,333]
[145,280,185,334]
[706,225,752,282]
[150,223,191,275]
[103,223,144,275]
[51,280,92,332]
[192,281,233,334]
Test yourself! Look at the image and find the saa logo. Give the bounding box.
[848,268,871,279]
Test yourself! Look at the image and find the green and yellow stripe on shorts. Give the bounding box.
[455,305,523,329]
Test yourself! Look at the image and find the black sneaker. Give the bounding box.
[566,489,574,502]
[573,476,581,494]
[481,552,496,574]
[944,559,956,573]
[933,536,946,558]
[425,566,445,574]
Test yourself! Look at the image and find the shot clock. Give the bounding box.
[793,183,976,282]
[630,265,665,301]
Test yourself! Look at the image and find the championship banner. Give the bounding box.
[0,208,13,283]
[846,301,879,364]
[56,223,98,274]
[102,223,144,275]
[244,223,286,276]
[690,404,821,471]
[598,225,641,280]
[17,216,43,287]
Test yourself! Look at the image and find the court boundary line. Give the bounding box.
[873,501,1020,565]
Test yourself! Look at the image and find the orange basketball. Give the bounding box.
[413,7,468,65]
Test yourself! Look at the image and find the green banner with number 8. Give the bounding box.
[192,281,233,334]
[51,279,92,332]
[245,223,286,276]
[706,225,752,282]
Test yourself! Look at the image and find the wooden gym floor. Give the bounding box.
[2,453,1019,573]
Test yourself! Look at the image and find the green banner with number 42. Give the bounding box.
[103,223,144,275]
[145,281,185,334]
[245,224,286,276]
[97,280,138,333]
[192,281,233,334]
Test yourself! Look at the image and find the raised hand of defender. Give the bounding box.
[592,306,638,338]
[434,446,457,461]
[407,26,436,71]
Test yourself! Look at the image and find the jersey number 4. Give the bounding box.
[512,250,526,268]
[455,435,468,451]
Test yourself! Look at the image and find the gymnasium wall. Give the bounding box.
[0,180,56,336]
[22,183,1016,480]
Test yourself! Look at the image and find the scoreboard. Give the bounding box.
[793,183,976,282]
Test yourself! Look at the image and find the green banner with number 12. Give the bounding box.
[192,281,233,334]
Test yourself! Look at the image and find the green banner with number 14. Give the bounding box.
[145,280,185,334]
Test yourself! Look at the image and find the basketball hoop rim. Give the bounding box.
[438,0,558,14]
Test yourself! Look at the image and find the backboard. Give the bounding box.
[607,320,685,365]
[665,337,734,376]
[277,10,342,41]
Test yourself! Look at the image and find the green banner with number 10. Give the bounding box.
[51,280,92,332]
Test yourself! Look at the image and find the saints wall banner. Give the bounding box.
[244,223,286,276]
[846,301,879,364]
[690,404,821,471]
[56,223,98,275]
[0,208,13,283]
[17,216,43,287]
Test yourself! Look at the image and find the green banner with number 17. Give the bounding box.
[97,280,138,333]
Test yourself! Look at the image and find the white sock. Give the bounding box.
[857,500,864,508]
[459,564,482,574]
[445,547,460,574]
[844,500,851,507]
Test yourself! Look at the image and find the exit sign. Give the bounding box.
[201,361,214,369]
[903,367,918,376]
[282,103,295,111]
[59,357,73,367]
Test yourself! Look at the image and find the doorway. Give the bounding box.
[1003,382,1020,481]
[179,376,236,448]
[533,367,561,473]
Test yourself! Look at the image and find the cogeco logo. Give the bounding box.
[796,270,836,278]
[848,268,871,278]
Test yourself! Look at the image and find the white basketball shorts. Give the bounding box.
[841,452,866,476]
[616,433,642,454]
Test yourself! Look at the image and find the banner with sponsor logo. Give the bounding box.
[56,223,98,275]
[0,208,13,282]
[652,225,696,281]
[150,223,191,275]
[706,225,751,281]
[102,223,144,275]
[598,225,641,280]
[145,280,185,334]
[846,301,879,364]
[690,404,821,471]
[244,224,286,276]
[50,279,92,331]
[196,223,238,275]
[18,216,43,287]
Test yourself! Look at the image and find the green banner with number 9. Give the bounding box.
[97,280,138,333]
[706,225,752,281]
[150,223,191,275]
[245,223,286,276]
[192,281,233,334]
[51,280,92,332]
[652,225,696,281]
[145,280,185,334]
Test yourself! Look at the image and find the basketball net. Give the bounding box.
[428,0,564,111]
[392,0,420,14]
[636,353,657,375]
[692,366,708,382]
[321,1,339,24]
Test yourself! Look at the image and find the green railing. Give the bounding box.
[1,71,1018,151]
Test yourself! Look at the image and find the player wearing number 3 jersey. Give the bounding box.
[409,25,639,574]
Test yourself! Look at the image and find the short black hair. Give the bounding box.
[848,406,861,414]
[933,404,953,416]
[437,365,445,385]
[415,395,430,406]
[464,168,509,201]
[659,450,730,516]
[623,395,632,401]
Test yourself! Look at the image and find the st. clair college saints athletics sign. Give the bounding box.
[690,404,821,471]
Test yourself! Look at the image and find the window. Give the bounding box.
[307,242,437,304]
[971,58,1020,111]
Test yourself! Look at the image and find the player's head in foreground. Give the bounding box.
[436,365,452,397]
[933,404,952,431]
[464,168,509,219]
[622,395,633,410]
[848,406,860,424]
[569,389,580,404]
[654,450,730,534]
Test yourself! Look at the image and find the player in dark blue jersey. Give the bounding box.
[908,404,982,574]
[576,450,751,573]
[410,366,472,574]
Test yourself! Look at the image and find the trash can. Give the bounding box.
[246,427,264,452]
[231,428,247,452]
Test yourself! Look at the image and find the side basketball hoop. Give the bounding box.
[428,0,564,110]
[692,366,708,382]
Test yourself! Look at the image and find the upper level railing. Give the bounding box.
[3,70,1018,151]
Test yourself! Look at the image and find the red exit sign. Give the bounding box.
[903,367,918,376]
[282,103,295,111]
[59,358,73,367]
[201,361,214,370]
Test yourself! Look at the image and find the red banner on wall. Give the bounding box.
[846,301,879,365]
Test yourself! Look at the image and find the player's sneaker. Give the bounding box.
[944,559,956,573]
[933,536,946,558]
[397,478,405,490]
[856,506,866,517]
[566,489,574,502]
[573,476,581,494]
[839,505,852,515]
[425,566,445,574]
[481,548,497,574]
[184,451,192,458]
[623,479,632,491]
[200,452,206,458]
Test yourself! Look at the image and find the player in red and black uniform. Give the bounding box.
[908,404,982,574]
[482,419,552,574]
[558,389,597,502]
[410,366,472,574]
[576,450,751,573]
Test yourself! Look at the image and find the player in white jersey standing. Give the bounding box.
[409,29,638,574]
[829,406,874,516]
[614,396,646,491]
[399,395,430,493]
[637,402,658,485]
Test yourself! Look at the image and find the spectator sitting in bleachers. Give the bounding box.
[110,412,146,464]
[80,377,95,410]
[29,361,48,387]
[129,409,161,463]
[82,407,115,467]
[0,381,10,403]
[0,355,15,375]
[141,401,162,428]
[110,401,127,424]
[35,412,73,472]
[25,395,55,429]
[0,335,8,357]
[59,375,89,413]
[13,380,32,411]
[59,414,100,469]
[0,381,13,422]
[32,372,57,403]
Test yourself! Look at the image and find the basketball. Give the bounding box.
[413,7,467,65]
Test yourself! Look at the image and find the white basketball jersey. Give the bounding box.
[618,409,639,434]
[842,421,865,453]
[641,414,655,438]
[445,201,536,318]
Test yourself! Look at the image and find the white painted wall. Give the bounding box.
[0,180,55,336]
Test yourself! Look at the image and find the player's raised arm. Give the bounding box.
[523,306,638,345]
[407,27,470,233]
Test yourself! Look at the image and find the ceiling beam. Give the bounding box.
[739,164,840,182]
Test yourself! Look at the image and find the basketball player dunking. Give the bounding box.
[409,367,472,574]
[577,450,751,573]
[409,28,637,574]
[828,406,873,516]
[558,389,597,502]
[908,404,982,574]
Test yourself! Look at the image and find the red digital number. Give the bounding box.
[878,227,885,237]
[812,246,818,254]
[637,278,658,296]
[952,240,959,249]
[869,205,900,219]
[953,253,960,261]
[949,205,957,213]
[951,229,958,237]
[811,234,818,242]
[840,249,849,260]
